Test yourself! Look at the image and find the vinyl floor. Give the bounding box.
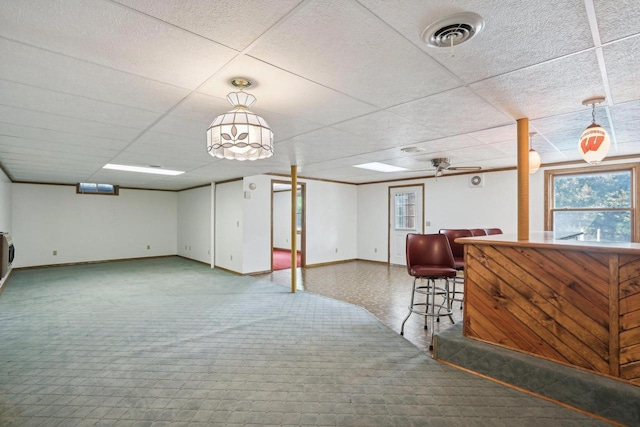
[257,260,463,351]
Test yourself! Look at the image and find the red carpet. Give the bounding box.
[273,249,302,270]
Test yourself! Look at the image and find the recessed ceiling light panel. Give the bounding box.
[353,162,407,173]
[103,164,185,176]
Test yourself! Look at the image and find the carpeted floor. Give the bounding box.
[0,257,608,426]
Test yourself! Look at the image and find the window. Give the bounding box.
[546,164,637,242]
[395,192,416,230]
[77,182,119,195]
[296,189,303,232]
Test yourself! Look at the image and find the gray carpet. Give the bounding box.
[0,257,608,426]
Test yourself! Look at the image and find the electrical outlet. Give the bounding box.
[236,221,240,227]
[425,220,431,226]
[335,248,338,253]
[374,248,377,253]
[53,250,57,256]
[230,255,233,261]
[147,245,150,250]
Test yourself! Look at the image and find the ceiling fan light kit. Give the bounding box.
[431,157,482,176]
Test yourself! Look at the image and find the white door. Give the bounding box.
[389,186,423,265]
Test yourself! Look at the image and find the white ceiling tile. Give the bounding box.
[0,123,130,152]
[470,51,605,119]
[113,0,303,51]
[612,120,640,144]
[388,87,513,135]
[0,0,238,89]
[149,116,207,140]
[593,0,640,43]
[0,105,141,143]
[359,0,594,83]
[0,139,117,161]
[0,79,162,129]
[248,0,460,108]
[467,124,518,144]
[198,55,377,126]
[602,37,640,104]
[0,39,191,112]
[332,111,443,146]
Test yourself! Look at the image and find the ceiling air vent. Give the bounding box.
[422,12,485,48]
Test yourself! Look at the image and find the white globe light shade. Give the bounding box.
[579,123,610,165]
[528,149,541,174]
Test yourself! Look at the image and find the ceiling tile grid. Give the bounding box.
[0,1,638,189]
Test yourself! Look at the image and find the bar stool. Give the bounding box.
[470,228,487,236]
[400,233,457,349]
[440,229,473,309]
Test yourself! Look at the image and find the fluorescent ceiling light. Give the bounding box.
[353,162,407,173]
[103,164,185,176]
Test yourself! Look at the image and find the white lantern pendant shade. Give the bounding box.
[579,96,610,165]
[528,131,540,174]
[579,123,610,165]
[529,149,541,174]
[207,79,274,161]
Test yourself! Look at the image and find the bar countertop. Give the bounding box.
[457,231,640,254]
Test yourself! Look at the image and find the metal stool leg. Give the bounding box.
[400,277,417,335]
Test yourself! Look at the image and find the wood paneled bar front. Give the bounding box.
[458,232,640,385]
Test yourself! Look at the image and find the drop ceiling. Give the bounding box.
[0,0,638,190]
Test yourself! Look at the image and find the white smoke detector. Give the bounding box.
[422,12,485,48]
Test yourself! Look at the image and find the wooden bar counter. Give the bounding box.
[458,232,640,385]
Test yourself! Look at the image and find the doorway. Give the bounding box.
[271,180,306,271]
[388,184,424,265]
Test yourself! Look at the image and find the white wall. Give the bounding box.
[0,168,11,287]
[424,171,518,233]
[272,190,301,250]
[12,184,178,268]
[0,168,10,234]
[305,179,357,265]
[357,172,523,262]
[177,185,212,265]
[214,180,243,272]
[232,175,357,273]
[273,191,291,249]
[242,175,272,273]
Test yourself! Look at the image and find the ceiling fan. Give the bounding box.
[408,157,482,177]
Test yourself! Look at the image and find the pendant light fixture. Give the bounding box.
[528,132,541,174]
[207,78,274,161]
[579,96,610,165]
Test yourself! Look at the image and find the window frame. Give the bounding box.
[394,191,417,231]
[544,162,639,242]
[76,182,119,196]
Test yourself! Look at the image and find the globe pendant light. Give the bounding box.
[528,132,541,174]
[579,96,610,165]
[207,78,274,161]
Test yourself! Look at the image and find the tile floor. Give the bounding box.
[257,261,463,351]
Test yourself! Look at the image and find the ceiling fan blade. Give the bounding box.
[449,166,482,171]
[402,168,435,173]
